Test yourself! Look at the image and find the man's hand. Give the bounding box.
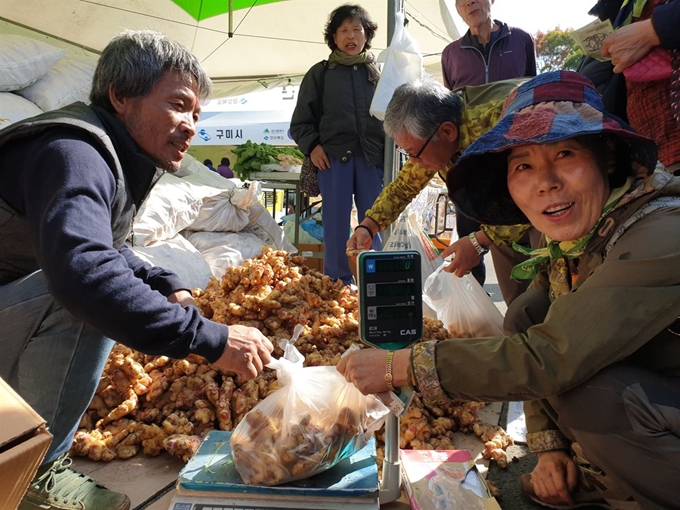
[211,324,274,380]
[440,235,483,277]
[601,19,661,73]
[168,290,196,308]
[529,450,579,506]
[310,144,330,170]
[347,219,378,252]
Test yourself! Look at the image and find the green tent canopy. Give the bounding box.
[171,0,286,22]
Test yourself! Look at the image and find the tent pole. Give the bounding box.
[382,0,404,243]
[228,0,234,38]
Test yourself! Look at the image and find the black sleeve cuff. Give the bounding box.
[652,3,680,50]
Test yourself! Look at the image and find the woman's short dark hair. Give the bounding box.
[324,4,378,51]
[221,157,230,166]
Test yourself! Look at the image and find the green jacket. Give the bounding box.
[409,171,680,452]
[365,78,527,230]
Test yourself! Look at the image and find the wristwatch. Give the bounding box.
[468,232,489,257]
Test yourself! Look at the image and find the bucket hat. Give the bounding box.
[447,71,658,226]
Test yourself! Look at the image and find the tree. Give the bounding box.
[535,28,585,73]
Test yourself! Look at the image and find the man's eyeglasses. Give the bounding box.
[396,123,442,160]
[455,0,469,5]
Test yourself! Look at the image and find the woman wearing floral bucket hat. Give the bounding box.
[338,71,680,509]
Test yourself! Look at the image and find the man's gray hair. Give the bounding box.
[90,30,212,111]
[384,78,463,140]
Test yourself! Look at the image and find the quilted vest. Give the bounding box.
[0,103,138,284]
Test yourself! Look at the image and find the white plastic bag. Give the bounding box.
[384,212,443,289]
[230,333,388,485]
[370,12,423,120]
[423,264,504,338]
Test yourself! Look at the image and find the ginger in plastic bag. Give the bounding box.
[230,327,389,485]
[423,264,504,338]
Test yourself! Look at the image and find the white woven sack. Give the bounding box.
[185,231,266,279]
[0,35,66,91]
[0,92,43,129]
[17,54,98,111]
[128,234,213,290]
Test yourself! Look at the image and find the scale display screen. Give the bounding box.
[376,305,418,320]
[358,251,423,350]
[375,258,416,273]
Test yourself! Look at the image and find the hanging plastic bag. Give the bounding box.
[370,11,423,120]
[230,328,389,485]
[384,211,443,290]
[423,264,504,338]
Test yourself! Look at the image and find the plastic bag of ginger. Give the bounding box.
[230,328,388,485]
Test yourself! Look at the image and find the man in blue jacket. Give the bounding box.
[0,30,273,510]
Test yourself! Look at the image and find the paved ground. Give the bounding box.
[483,253,539,509]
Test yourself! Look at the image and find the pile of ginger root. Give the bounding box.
[71,248,513,469]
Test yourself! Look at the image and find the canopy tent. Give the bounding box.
[0,0,460,98]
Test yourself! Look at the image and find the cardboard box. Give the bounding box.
[0,377,52,510]
[400,449,501,510]
[298,243,324,272]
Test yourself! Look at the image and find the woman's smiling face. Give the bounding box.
[333,17,367,55]
[507,139,611,241]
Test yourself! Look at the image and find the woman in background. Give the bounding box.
[290,4,384,284]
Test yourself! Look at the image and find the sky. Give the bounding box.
[449,0,597,36]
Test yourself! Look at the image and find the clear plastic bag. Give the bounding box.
[383,211,443,291]
[428,469,487,510]
[423,264,504,338]
[230,331,388,485]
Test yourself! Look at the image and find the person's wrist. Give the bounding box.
[354,224,374,240]
[392,350,411,388]
[364,217,380,233]
[384,351,395,391]
[468,232,489,257]
[476,230,492,248]
[643,18,661,46]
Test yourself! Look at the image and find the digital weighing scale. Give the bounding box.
[357,250,423,350]
[356,250,423,505]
